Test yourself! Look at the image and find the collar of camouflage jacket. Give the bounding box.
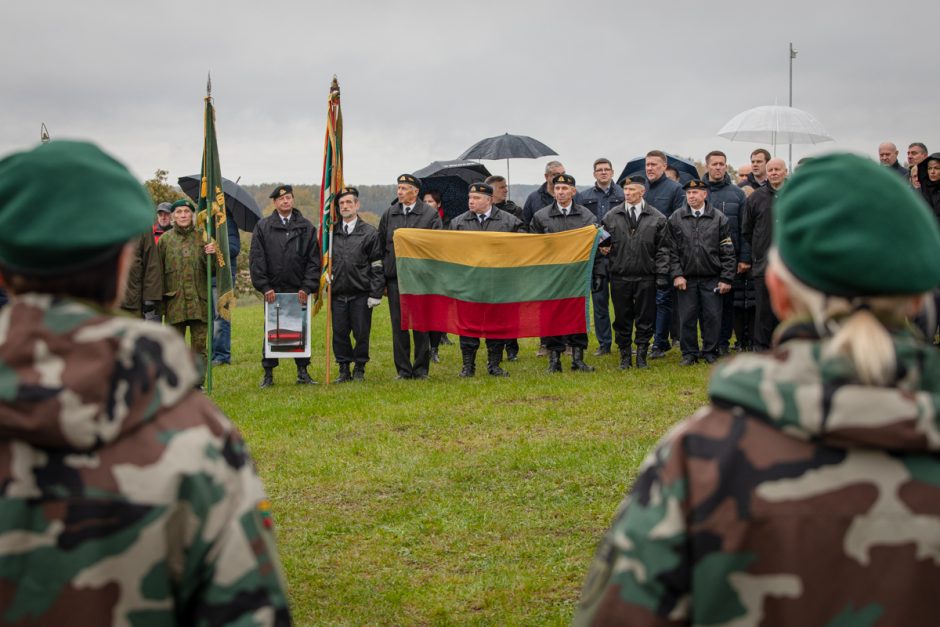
[0,295,204,451]
[709,320,940,452]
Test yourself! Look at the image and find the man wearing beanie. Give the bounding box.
[575,153,940,626]
[0,141,291,624]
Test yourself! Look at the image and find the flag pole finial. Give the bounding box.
[207,72,212,98]
[40,123,50,144]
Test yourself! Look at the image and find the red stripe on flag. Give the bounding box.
[399,294,587,339]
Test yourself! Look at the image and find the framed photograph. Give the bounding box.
[263,293,312,359]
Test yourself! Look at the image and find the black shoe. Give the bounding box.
[412,373,429,380]
[352,363,365,381]
[619,349,632,370]
[259,369,274,389]
[459,350,476,377]
[296,368,318,385]
[571,348,595,372]
[487,349,509,377]
[506,349,519,362]
[593,346,611,357]
[430,348,441,363]
[395,373,411,380]
[440,335,453,346]
[536,345,548,357]
[547,350,563,373]
[635,347,649,369]
[702,353,718,365]
[649,347,668,359]
[679,355,698,366]
[336,363,353,383]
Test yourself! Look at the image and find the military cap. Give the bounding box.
[156,202,173,213]
[336,186,359,200]
[468,182,493,196]
[397,173,421,188]
[269,184,293,199]
[682,179,707,190]
[775,153,940,297]
[553,173,576,187]
[622,175,647,187]
[0,140,153,273]
[171,198,196,211]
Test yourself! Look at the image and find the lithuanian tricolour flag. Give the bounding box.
[394,225,599,338]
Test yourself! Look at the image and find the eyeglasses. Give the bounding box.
[594,167,613,173]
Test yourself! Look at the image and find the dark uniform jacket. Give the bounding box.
[249,209,321,294]
[601,201,671,281]
[739,171,767,192]
[121,232,163,314]
[522,183,555,225]
[917,153,940,225]
[494,199,524,221]
[644,175,684,217]
[529,202,597,234]
[449,207,524,233]
[668,203,736,283]
[377,200,443,280]
[331,219,384,299]
[741,184,778,277]
[576,183,625,222]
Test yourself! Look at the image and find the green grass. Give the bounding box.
[210,301,710,625]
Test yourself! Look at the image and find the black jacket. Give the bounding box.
[378,200,443,280]
[668,204,736,283]
[741,184,779,277]
[449,207,525,233]
[331,219,384,299]
[576,183,625,222]
[644,176,684,218]
[522,183,555,226]
[529,202,597,234]
[917,153,940,226]
[494,199,524,221]
[249,209,321,294]
[601,202,670,281]
[739,172,767,192]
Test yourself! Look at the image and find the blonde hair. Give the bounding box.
[768,249,928,386]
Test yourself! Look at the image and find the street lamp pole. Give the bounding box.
[789,43,797,168]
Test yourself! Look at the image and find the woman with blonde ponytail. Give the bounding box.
[575,154,940,627]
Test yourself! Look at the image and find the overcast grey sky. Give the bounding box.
[2,0,935,188]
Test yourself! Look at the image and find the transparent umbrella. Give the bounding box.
[718,105,833,153]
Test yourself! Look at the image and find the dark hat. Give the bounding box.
[0,140,153,273]
[553,173,576,187]
[269,184,293,199]
[156,202,173,214]
[468,182,493,196]
[171,198,196,211]
[682,179,707,190]
[397,173,421,188]
[622,175,647,187]
[775,153,940,297]
[336,186,359,200]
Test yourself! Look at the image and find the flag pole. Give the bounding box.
[318,76,343,384]
[204,73,214,393]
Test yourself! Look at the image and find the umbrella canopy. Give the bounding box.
[406,159,491,223]
[178,175,263,232]
[717,105,834,146]
[458,133,557,161]
[618,152,700,185]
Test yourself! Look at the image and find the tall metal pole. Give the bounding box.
[789,43,797,168]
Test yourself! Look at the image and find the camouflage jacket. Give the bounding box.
[575,320,940,626]
[0,295,291,625]
[158,223,210,324]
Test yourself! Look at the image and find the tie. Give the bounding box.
[345,223,351,235]
[478,214,485,226]
[628,207,638,230]
[694,210,702,219]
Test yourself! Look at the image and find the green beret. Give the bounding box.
[775,153,940,297]
[682,179,707,190]
[468,182,493,196]
[171,198,196,211]
[397,174,421,188]
[0,140,153,273]
[553,173,576,187]
[336,186,359,200]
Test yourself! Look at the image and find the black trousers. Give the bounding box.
[331,294,372,364]
[459,336,505,352]
[610,276,656,350]
[718,290,734,349]
[753,275,778,351]
[505,339,519,355]
[261,355,310,370]
[545,333,588,352]
[387,279,431,377]
[733,307,755,350]
[677,276,722,358]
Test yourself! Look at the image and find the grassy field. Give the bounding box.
[210,301,711,625]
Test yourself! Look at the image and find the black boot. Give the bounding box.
[259,368,274,389]
[459,349,476,377]
[619,348,632,370]
[296,367,318,385]
[571,348,595,372]
[547,350,563,373]
[430,347,440,363]
[352,363,365,381]
[635,346,649,369]
[336,363,352,383]
[487,347,510,377]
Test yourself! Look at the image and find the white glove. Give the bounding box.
[367,297,382,309]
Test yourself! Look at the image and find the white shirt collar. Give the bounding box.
[558,203,573,214]
[343,217,358,232]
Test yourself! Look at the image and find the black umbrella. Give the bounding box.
[178,175,263,232]
[457,133,557,198]
[392,160,491,223]
[617,152,700,185]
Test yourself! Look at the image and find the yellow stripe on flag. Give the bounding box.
[394,225,597,268]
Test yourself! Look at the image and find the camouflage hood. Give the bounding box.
[0,294,203,451]
[709,320,940,452]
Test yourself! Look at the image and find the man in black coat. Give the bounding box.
[486,175,523,361]
[741,158,787,351]
[330,186,385,382]
[378,174,443,379]
[602,176,671,369]
[522,161,565,226]
[249,184,321,388]
[668,179,735,365]
[450,182,524,378]
[530,174,597,373]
